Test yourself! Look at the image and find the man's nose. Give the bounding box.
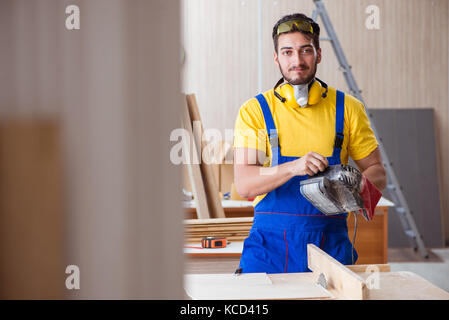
[291,51,304,65]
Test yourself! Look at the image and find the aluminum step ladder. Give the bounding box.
[312,0,429,258]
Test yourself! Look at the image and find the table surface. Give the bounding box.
[183,197,395,209]
[184,269,449,300]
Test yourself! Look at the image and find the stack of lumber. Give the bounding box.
[182,94,225,219]
[184,217,253,243]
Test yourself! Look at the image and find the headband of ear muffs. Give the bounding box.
[273,78,328,108]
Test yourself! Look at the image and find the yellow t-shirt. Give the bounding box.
[233,86,378,206]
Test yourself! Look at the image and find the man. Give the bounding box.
[233,13,386,273]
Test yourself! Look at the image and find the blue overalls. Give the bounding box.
[238,90,358,274]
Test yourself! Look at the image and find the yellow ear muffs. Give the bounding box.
[273,78,328,108]
[277,83,299,108]
[307,80,326,106]
[276,80,326,108]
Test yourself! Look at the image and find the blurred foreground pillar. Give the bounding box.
[0,0,183,299]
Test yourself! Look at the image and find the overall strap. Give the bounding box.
[255,94,280,166]
[330,90,345,165]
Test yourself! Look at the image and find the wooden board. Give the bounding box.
[356,271,449,300]
[184,217,252,243]
[184,272,333,300]
[186,94,225,219]
[184,217,253,225]
[307,244,367,300]
[182,99,210,219]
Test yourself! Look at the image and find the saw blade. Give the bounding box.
[316,273,327,289]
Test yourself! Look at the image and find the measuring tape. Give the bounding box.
[201,237,227,249]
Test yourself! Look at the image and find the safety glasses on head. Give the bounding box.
[276,19,314,36]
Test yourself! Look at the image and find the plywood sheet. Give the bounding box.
[369,108,444,247]
[356,271,449,300]
[184,272,333,300]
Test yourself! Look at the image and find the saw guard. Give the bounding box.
[300,164,367,218]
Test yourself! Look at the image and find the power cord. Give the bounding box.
[351,211,358,265]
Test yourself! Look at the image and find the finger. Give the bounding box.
[308,152,329,168]
[306,162,320,175]
[307,155,327,172]
[305,167,315,176]
[307,151,329,168]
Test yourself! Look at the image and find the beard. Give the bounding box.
[279,61,317,86]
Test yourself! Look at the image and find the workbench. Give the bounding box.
[184,198,393,264]
[184,244,449,300]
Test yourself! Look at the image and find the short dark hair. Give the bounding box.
[272,13,320,52]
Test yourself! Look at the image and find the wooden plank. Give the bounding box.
[185,230,249,234]
[182,99,210,219]
[355,271,449,300]
[184,217,253,225]
[307,244,367,300]
[186,94,225,218]
[184,272,333,300]
[184,217,253,243]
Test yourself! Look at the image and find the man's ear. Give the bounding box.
[316,47,322,64]
[274,51,279,67]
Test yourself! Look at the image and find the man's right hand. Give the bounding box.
[234,148,328,199]
[289,151,329,176]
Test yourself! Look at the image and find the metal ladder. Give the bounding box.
[312,0,429,258]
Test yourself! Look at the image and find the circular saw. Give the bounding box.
[299,164,371,220]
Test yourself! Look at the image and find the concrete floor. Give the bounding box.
[388,247,449,292]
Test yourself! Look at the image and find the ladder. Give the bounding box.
[312,0,429,258]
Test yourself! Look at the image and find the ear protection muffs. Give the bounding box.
[273,77,328,108]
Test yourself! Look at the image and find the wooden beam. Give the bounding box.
[182,99,210,219]
[307,244,367,300]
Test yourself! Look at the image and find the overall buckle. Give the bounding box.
[334,133,344,149]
